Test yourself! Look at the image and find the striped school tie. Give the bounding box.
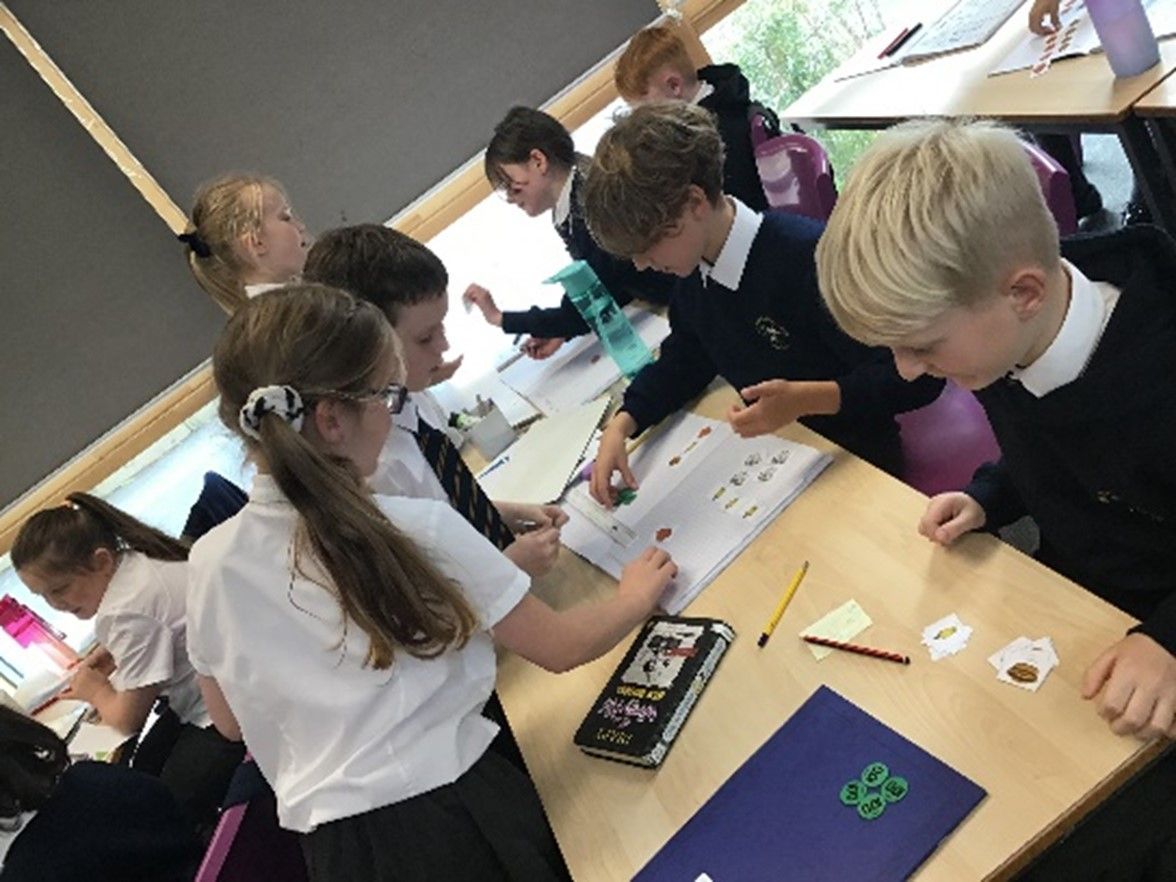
[414,420,515,550]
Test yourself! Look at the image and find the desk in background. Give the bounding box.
[782,5,1176,232]
[496,387,1165,881]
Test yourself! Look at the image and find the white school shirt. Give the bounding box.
[186,475,530,833]
[366,395,449,501]
[94,553,210,728]
[1009,259,1120,397]
[698,196,760,290]
[244,282,284,298]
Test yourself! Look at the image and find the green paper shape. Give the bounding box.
[839,780,866,806]
[616,488,637,506]
[857,792,886,820]
[861,762,889,788]
[882,776,909,803]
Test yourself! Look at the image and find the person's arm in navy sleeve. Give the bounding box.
[621,306,719,436]
[501,297,591,339]
[813,310,945,420]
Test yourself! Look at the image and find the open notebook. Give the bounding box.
[561,413,830,614]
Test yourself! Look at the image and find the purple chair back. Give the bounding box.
[750,116,837,221]
[195,785,307,882]
[1022,140,1079,235]
[896,382,1002,497]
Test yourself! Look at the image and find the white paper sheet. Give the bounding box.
[476,397,610,504]
[991,0,1176,77]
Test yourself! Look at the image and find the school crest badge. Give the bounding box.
[755,316,790,351]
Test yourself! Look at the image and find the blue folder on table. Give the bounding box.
[634,686,986,882]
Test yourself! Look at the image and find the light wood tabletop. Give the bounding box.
[1134,67,1176,116]
[496,386,1166,882]
[783,14,1176,128]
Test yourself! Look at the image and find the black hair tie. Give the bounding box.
[177,231,212,258]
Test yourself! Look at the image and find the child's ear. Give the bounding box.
[1006,265,1051,320]
[530,149,550,175]
[307,398,349,448]
[237,230,266,266]
[88,547,117,575]
[662,70,685,98]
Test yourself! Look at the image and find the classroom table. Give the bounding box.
[781,6,1176,232]
[495,386,1168,882]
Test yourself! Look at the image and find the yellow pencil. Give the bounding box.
[757,560,810,648]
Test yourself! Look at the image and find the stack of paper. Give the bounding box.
[561,413,830,614]
[499,307,671,415]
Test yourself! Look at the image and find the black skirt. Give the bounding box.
[299,748,571,882]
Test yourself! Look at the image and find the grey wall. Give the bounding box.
[2,1,658,509]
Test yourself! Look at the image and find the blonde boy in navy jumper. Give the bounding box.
[581,103,942,506]
[817,119,1176,742]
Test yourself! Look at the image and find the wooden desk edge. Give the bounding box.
[987,739,1173,880]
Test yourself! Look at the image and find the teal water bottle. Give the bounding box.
[546,260,654,379]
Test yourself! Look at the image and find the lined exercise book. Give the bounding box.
[561,413,831,614]
[634,686,987,882]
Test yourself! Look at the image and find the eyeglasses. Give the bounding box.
[367,383,409,415]
[311,383,409,415]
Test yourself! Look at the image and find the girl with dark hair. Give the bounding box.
[12,494,243,834]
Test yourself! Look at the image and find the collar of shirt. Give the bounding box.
[249,473,288,505]
[245,282,284,299]
[690,81,715,105]
[552,165,576,229]
[698,197,761,290]
[1011,259,1121,397]
[394,395,422,434]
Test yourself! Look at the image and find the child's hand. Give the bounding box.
[496,502,570,532]
[429,355,463,385]
[1028,0,1061,34]
[463,284,502,326]
[728,380,811,437]
[918,492,986,545]
[1082,633,1176,739]
[522,337,565,359]
[591,416,639,508]
[504,525,562,578]
[618,546,678,610]
[80,645,116,676]
[63,665,112,704]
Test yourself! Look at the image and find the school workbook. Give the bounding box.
[561,413,830,614]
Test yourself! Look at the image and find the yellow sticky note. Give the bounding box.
[800,600,873,660]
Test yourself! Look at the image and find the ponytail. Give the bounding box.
[214,285,478,669]
[12,493,187,576]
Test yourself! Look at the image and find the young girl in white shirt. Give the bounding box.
[190,283,676,881]
[179,173,311,313]
[12,494,244,835]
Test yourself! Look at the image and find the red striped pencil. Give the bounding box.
[801,635,910,665]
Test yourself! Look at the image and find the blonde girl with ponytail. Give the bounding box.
[12,494,244,836]
[190,283,676,881]
[179,173,310,313]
